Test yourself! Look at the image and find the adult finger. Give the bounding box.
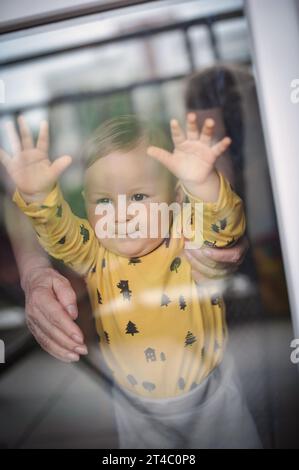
[36,120,49,153]
[52,275,78,320]
[26,318,80,363]
[184,251,229,278]
[185,248,219,269]
[201,236,249,265]
[186,112,200,140]
[190,269,205,284]
[29,309,87,355]
[37,292,85,345]
[17,115,34,149]
[186,248,238,275]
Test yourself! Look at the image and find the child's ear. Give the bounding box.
[174,181,185,204]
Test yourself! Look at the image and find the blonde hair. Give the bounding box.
[83,114,171,169]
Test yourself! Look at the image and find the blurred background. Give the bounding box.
[0,0,298,449]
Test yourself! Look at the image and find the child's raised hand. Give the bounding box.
[147,113,231,188]
[0,116,72,202]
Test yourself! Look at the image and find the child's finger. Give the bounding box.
[186,112,199,140]
[199,118,215,146]
[37,120,49,154]
[212,137,231,159]
[0,148,11,168]
[51,154,72,179]
[4,120,21,154]
[147,146,175,172]
[170,119,185,146]
[17,115,34,149]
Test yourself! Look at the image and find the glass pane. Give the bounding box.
[214,17,250,62]
[0,0,298,451]
[189,25,215,67]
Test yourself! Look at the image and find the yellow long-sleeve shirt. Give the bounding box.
[13,170,245,398]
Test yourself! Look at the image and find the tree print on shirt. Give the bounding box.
[185,331,197,347]
[170,257,181,273]
[128,257,141,265]
[160,352,166,361]
[203,240,217,248]
[211,217,228,233]
[97,289,103,304]
[190,382,198,391]
[80,224,89,244]
[178,377,185,390]
[104,331,110,344]
[56,204,62,218]
[164,236,170,248]
[219,218,227,230]
[126,321,139,336]
[211,294,221,307]
[101,258,106,269]
[179,295,187,310]
[127,375,138,386]
[58,235,66,245]
[117,280,132,301]
[161,293,171,307]
[142,381,156,392]
[144,347,156,362]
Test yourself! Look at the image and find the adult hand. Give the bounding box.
[185,235,249,283]
[23,266,87,362]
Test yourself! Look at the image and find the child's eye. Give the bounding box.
[131,193,148,202]
[96,197,112,204]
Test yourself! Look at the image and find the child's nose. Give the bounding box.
[115,206,130,223]
[115,198,132,223]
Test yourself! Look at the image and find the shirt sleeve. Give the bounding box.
[179,169,246,249]
[12,184,99,276]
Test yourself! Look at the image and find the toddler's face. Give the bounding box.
[84,143,176,258]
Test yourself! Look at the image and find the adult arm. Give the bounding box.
[4,196,88,362]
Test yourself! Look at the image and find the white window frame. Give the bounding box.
[246,0,299,341]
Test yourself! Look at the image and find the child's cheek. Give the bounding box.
[87,204,101,233]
